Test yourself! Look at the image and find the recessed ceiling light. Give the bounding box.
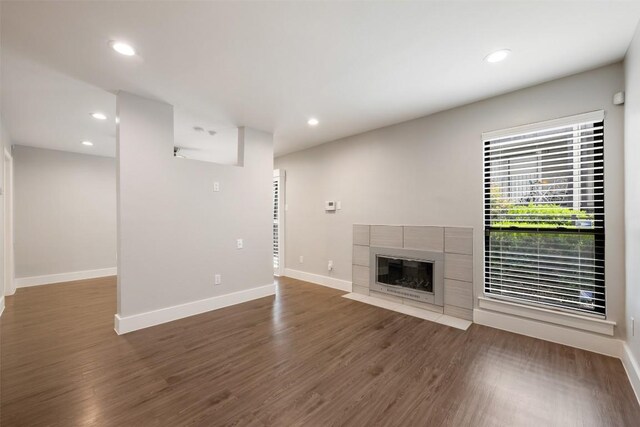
[485,49,511,63]
[81,141,94,146]
[109,41,136,56]
[308,118,319,126]
[91,112,107,120]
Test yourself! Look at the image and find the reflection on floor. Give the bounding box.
[1,275,638,426]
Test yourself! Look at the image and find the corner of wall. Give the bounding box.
[283,268,352,292]
[624,18,640,375]
[114,282,276,334]
[622,342,640,404]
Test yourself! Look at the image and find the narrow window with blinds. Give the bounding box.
[273,172,280,274]
[483,111,605,316]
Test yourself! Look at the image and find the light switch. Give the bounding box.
[213,181,220,192]
[237,239,243,249]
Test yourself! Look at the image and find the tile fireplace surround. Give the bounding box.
[353,225,473,321]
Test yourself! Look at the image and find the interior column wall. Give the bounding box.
[116,92,274,325]
[0,119,10,304]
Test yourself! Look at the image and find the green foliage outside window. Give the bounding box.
[489,186,593,229]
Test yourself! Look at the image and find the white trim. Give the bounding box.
[482,110,605,141]
[474,308,622,358]
[114,283,276,334]
[478,296,615,336]
[0,295,4,317]
[15,267,117,288]
[621,343,640,405]
[284,268,352,292]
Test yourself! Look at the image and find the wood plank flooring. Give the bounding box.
[1,276,639,426]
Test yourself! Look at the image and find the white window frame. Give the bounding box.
[481,111,614,334]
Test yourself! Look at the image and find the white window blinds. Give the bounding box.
[273,172,281,273]
[483,111,605,316]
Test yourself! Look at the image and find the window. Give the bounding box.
[273,170,282,275]
[273,169,286,276]
[483,111,605,316]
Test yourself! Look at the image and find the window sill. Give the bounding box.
[477,296,616,336]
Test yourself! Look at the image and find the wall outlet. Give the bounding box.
[236,239,243,249]
[214,274,222,285]
[213,181,220,192]
[299,255,304,263]
[328,260,333,271]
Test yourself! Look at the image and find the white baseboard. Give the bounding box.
[114,283,276,335]
[621,343,640,404]
[284,268,352,292]
[474,308,623,358]
[15,267,117,288]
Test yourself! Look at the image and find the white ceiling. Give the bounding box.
[174,126,240,165]
[2,1,640,158]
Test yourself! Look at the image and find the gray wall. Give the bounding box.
[14,146,116,278]
[0,2,7,301]
[275,63,626,337]
[116,92,273,317]
[0,119,9,299]
[625,24,640,362]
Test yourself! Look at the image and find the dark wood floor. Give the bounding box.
[1,276,638,426]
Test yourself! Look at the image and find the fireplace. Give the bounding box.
[377,256,433,293]
[369,247,444,305]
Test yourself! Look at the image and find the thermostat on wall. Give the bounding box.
[325,201,336,211]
